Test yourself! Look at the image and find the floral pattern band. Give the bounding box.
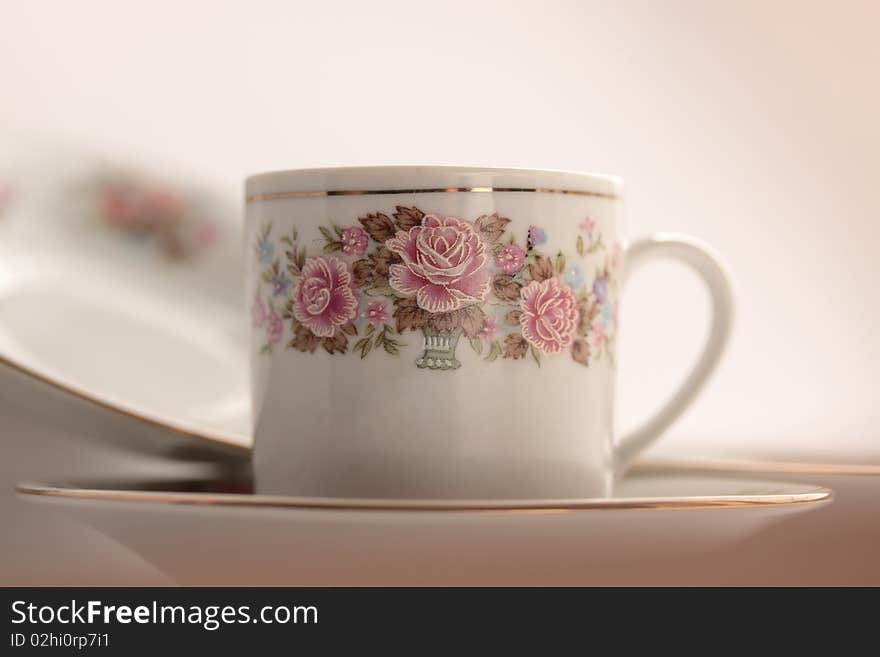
[251,207,620,370]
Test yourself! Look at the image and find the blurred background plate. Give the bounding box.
[0,133,250,458]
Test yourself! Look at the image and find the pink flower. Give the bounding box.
[479,314,499,341]
[519,277,579,354]
[579,216,595,235]
[386,215,490,313]
[493,244,526,274]
[362,299,389,328]
[341,226,369,257]
[266,310,284,344]
[292,256,359,337]
[592,317,606,347]
[251,295,268,328]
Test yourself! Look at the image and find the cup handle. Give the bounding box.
[614,233,734,473]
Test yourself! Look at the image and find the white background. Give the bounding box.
[1,0,878,460]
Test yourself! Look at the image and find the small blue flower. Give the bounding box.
[564,264,584,289]
[527,225,547,247]
[593,276,608,303]
[601,299,614,325]
[258,238,274,265]
[270,270,291,297]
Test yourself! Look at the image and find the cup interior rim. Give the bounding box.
[245,165,623,199]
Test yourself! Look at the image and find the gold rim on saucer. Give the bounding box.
[17,478,832,513]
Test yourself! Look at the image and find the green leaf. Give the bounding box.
[332,223,344,237]
[354,337,372,359]
[555,251,566,274]
[365,323,376,336]
[469,337,483,355]
[484,340,502,362]
[259,344,271,355]
[530,345,541,366]
[319,226,334,242]
[322,242,342,253]
[576,234,584,256]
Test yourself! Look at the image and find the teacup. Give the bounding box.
[246,166,732,499]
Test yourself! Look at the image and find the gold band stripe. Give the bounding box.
[16,483,831,512]
[246,186,618,203]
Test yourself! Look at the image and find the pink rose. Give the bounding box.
[386,215,490,313]
[251,295,268,328]
[266,310,284,344]
[341,226,369,257]
[292,256,359,337]
[362,299,389,328]
[519,277,579,354]
[494,244,525,275]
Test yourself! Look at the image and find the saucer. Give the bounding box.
[18,471,830,585]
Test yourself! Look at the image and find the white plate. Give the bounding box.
[18,471,830,585]
[0,157,251,459]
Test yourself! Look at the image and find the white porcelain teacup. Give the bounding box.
[246,166,733,499]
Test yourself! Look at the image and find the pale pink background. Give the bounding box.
[0,1,878,583]
[4,0,877,461]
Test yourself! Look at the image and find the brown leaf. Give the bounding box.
[427,310,456,334]
[492,274,522,301]
[457,305,486,339]
[528,255,555,282]
[321,330,348,354]
[289,322,319,353]
[341,322,358,336]
[571,338,591,365]
[393,296,428,332]
[281,299,295,320]
[474,213,511,244]
[351,259,373,287]
[577,296,598,337]
[369,246,400,287]
[358,212,396,243]
[424,304,485,337]
[504,309,523,326]
[502,333,529,360]
[393,206,425,231]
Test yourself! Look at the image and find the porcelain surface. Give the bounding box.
[18,470,830,585]
[246,166,733,498]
